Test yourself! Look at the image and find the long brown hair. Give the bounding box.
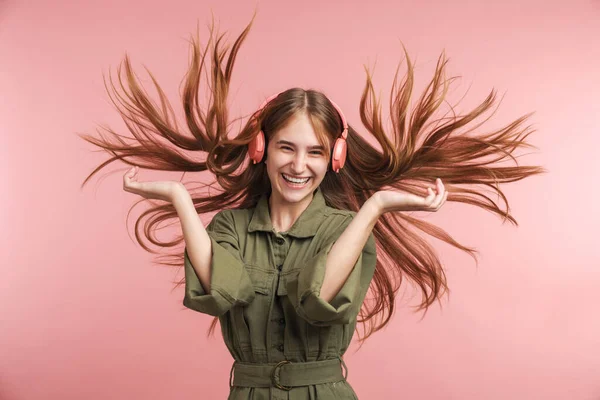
[80,17,545,343]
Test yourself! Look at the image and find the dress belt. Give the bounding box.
[230,357,348,391]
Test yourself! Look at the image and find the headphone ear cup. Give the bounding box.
[248,130,266,164]
[331,137,347,173]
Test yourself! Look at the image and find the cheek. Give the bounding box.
[265,160,277,182]
[312,158,329,177]
[265,153,286,182]
[266,152,284,171]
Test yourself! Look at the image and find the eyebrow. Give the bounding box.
[276,140,325,150]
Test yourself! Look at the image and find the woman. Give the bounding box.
[81,18,544,400]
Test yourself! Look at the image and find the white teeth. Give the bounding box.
[282,174,310,184]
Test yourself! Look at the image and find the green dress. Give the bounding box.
[183,188,377,399]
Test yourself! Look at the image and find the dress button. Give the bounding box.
[277,344,284,352]
[276,237,285,245]
[279,318,285,325]
[277,264,283,271]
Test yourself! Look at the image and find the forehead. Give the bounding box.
[271,113,329,147]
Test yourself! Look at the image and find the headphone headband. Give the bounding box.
[258,91,348,138]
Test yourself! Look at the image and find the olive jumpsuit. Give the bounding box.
[183,188,377,399]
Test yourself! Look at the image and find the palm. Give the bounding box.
[122,166,181,202]
[376,178,448,213]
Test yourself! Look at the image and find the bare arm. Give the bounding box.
[320,197,381,303]
[172,184,213,293]
[121,167,215,293]
[320,179,448,303]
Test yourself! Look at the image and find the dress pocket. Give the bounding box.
[276,268,300,296]
[233,266,274,355]
[247,265,272,295]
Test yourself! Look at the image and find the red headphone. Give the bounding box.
[248,92,349,173]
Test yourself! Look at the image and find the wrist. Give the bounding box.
[367,192,386,216]
[171,183,191,207]
[362,194,384,221]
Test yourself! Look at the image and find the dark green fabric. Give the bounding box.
[184,188,377,399]
[231,358,346,388]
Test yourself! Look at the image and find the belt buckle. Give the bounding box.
[271,360,292,391]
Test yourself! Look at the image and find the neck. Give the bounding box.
[268,191,314,233]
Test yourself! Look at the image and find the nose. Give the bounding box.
[290,152,307,174]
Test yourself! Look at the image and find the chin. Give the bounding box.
[281,191,311,204]
[274,178,317,204]
[275,185,310,202]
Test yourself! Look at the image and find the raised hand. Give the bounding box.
[122,166,184,203]
[373,178,448,214]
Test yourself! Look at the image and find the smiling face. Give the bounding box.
[265,112,330,208]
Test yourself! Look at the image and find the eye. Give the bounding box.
[309,150,324,156]
[280,145,293,151]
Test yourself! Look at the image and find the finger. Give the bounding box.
[439,185,448,203]
[125,166,138,181]
[430,182,446,209]
[437,190,446,204]
[435,190,449,210]
[424,187,436,205]
[437,178,445,192]
[430,191,443,209]
[434,178,444,196]
[436,182,446,200]
[123,169,140,190]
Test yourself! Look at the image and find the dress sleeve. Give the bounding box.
[183,210,255,316]
[285,215,377,326]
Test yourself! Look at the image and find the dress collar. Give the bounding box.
[247,187,327,238]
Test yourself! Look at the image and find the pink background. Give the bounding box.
[2,0,599,399]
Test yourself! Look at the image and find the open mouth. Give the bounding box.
[281,173,310,185]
